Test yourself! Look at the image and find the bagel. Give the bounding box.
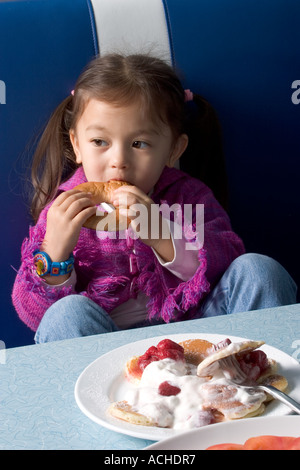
[74,180,132,231]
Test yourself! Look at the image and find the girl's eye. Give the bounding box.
[92,139,108,147]
[132,141,148,149]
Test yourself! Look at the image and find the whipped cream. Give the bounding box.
[124,358,266,429]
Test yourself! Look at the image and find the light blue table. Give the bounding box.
[1,304,300,450]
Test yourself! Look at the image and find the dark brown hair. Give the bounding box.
[31,54,227,222]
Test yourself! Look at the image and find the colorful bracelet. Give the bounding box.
[33,251,74,277]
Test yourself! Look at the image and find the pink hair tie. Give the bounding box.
[184,89,194,102]
[71,89,75,96]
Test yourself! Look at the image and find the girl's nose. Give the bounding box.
[110,146,129,169]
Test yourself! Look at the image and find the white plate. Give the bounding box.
[146,415,300,449]
[74,333,300,441]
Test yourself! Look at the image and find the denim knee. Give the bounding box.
[199,253,297,318]
[35,295,119,343]
[231,253,295,282]
[229,253,297,301]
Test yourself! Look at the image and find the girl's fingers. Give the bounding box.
[113,186,151,208]
[49,191,95,221]
[51,189,84,205]
[47,190,97,233]
[64,194,95,220]
[119,207,137,219]
[52,189,93,209]
[73,204,97,225]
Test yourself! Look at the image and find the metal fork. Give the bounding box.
[219,355,300,415]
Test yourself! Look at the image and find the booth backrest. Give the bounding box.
[1,0,299,347]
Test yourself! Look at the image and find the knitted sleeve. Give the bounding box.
[11,210,75,332]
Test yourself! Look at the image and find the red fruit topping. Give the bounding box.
[158,381,181,396]
[158,348,184,361]
[157,339,184,353]
[138,339,185,371]
[237,350,269,381]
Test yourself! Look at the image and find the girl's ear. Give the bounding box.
[69,130,82,164]
[167,133,189,168]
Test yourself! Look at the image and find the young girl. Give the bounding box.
[12,54,297,343]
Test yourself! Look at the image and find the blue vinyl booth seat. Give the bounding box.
[1,0,299,348]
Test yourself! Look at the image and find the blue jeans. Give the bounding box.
[34,253,297,343]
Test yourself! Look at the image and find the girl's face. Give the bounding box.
[70,99,188,194]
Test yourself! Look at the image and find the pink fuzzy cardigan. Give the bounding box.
[12,166,245,331]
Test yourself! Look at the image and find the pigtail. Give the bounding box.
[31,95,78,222]
[181,94,228,210]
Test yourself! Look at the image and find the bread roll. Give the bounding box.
[74,180,131,231]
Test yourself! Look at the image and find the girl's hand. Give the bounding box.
[41,189,97,263]
[113,185,174,262]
